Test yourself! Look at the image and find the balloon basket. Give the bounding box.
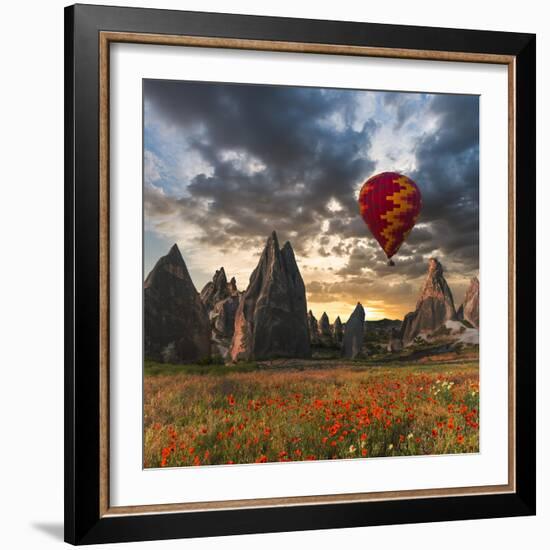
[387,259,395,266]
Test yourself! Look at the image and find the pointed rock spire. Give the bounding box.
[214,266,227,287]
[144,244,211,363]
[230,232,311,361]
[308,310,320,345]
[199,267,241,357]
[319,312,331,336]
[167,242,184,262]
[228,276,238,295]
[318,311,334,346]
[200,267,232,312]
[145,243,190,288]
[400,258,457,344]
[333,316,343,346]
[342,303,365,358]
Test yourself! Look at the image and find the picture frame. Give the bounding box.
[64,3,536,545]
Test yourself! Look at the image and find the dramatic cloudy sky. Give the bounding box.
[143,79,479,321]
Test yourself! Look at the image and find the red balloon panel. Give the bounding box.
[358,172,422,259]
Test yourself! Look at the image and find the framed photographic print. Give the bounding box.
[64,3,536,545]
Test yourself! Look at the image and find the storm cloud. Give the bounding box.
[143,79,479,319]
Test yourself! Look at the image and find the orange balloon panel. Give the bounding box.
[358,172,422,259]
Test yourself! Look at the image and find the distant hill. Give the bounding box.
[364,319,401,343]
[365,319,402,330]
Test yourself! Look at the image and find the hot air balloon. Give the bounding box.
[358,172,422,266]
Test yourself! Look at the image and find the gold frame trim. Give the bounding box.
[98,31,516,517]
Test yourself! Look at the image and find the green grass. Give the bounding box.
[144,359,260,377]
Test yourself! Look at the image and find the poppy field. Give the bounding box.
[144,358,479,468]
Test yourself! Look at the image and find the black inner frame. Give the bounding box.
[65,4,536,545]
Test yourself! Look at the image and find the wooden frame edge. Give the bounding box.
[99,31,110,517]
[507,57,517,494]
[98,30,517,518]
[101,31,515,64]
[103,483,515,517]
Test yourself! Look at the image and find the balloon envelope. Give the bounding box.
[358,172,422,260]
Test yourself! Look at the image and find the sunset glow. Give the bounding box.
[144,80,479,322]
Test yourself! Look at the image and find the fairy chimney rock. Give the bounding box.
[342,303,365,359]
[200,268,241,356]
[229,232,311,361]
[144,244,211,363]
[319,312,331,337]
[399,258,457,344]
[333,316,344,346]
[308,310,320,345]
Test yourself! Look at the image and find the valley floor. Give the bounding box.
[144,353,479,468]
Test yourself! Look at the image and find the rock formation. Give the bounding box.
[200,268,230,310]
[229,231,311,361]
[200,268,241,357]
[387,327,403,353]
[342,303,365,358]
[308,310,321,345]
[319,312,334,346]
[399,258,457,344]
[364,318,402,336]
[457,276,479,328]
[211,296,239,340]
[333,316,343,346]
[144,244,211,363]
